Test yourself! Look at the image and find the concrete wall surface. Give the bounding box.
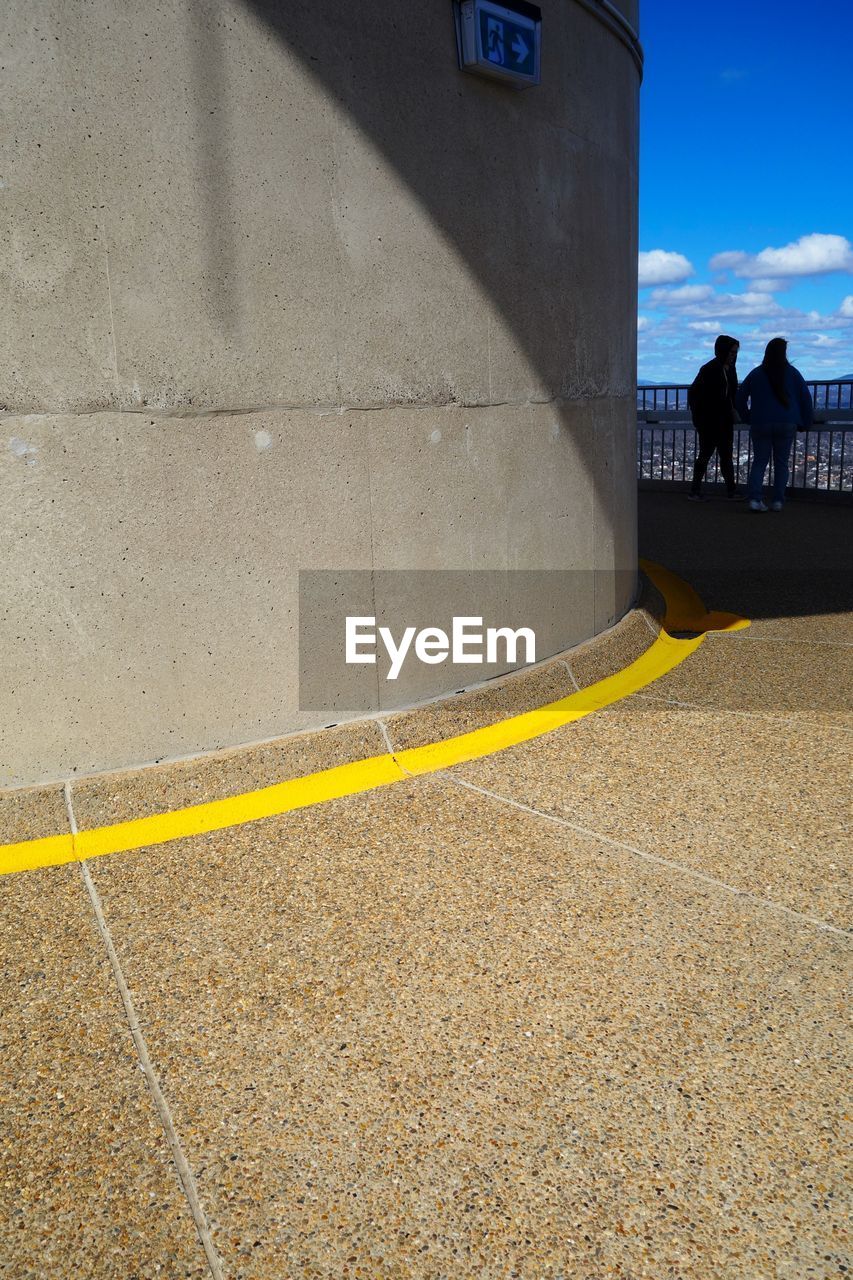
[1,0,640,787]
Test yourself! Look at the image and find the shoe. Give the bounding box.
[770,500,783,511]
[749,499,768,512]
[727,491,745,501]
[687,493,706,502]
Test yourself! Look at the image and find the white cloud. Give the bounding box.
[647,287,783,321]
[638,262,853,380]
[715,291,784,317]
[638,299,853,383]
[638,250,693,287]
[711,234,853,280]
[649,284,714,306]
[709,250,748,272]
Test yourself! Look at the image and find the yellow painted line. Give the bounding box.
[397,628,702,774]
[1,832,78,876]
[640,558,750,634]
[0,561,746,876]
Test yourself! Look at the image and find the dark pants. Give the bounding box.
[691,423,735,494]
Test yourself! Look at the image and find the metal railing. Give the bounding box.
[638,379,853,416]
[637,379,853,494]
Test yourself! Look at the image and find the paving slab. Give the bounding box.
[645,632,853,729]
[71,775,850,1280]
[720,612,853,646]
[0,804,209,1278]
[0,784,68,844]
[444,697,851,929]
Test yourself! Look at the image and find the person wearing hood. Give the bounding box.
[687,334,741,500]
[736,337,813,512]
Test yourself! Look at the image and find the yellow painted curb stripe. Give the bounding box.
[397,628,702,774]
[1,832,78,876]
[0,562,745,876]
[640,558,750,634]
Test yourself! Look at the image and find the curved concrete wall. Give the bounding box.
[0,0,640,787]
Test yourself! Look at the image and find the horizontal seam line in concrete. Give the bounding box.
[0,391,636,420]
[66,782,225,1280]
[439,773,850,940]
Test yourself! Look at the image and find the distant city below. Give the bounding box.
[636,372,852,494]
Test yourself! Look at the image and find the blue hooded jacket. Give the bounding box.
[736,364,813,429]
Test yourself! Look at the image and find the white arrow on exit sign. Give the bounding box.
[511,32,529,63]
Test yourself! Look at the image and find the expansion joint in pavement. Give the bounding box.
[64,783,226,1280]
[634,691,853,734]
[558,657,582,691]
[438,773,850,940]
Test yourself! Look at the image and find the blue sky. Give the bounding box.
[638,0,853,382]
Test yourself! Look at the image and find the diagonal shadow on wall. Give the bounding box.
[189,0,642,532]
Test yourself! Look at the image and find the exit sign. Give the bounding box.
[455,0,542,89]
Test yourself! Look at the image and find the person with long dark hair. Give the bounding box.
[736,337,813,512]
[687,334,741,500]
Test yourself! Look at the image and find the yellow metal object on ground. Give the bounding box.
[640,558,750,633]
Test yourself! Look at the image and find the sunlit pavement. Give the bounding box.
[1,491,849,1280]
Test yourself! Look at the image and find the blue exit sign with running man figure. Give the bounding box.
[455,0,542,88]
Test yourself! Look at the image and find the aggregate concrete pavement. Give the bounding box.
[0,493,850,1279]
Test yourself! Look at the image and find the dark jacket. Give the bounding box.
[688,346,738,432]
[736,364,814,430]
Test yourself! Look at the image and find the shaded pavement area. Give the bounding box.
[1,492,850,1279]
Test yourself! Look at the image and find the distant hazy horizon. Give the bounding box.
[637,372,853,387]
